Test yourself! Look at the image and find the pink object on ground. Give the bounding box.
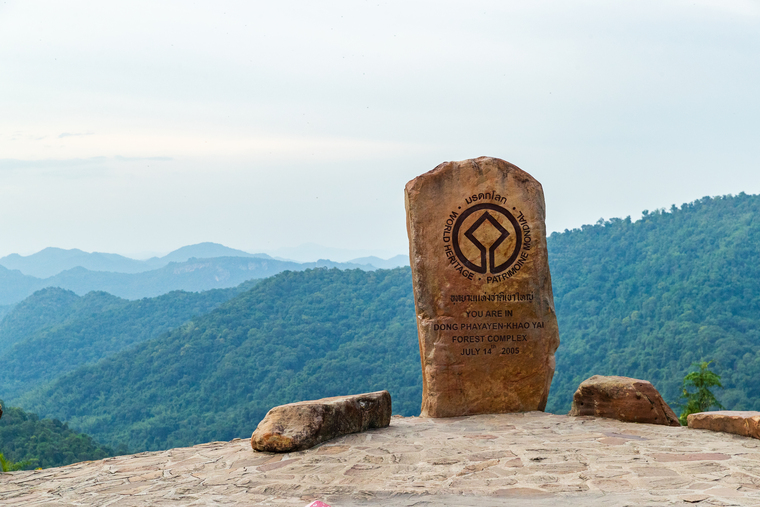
[305,502,331,507]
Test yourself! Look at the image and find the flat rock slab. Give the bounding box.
[569,375,680,426]
[251,391,392,452]
[688,410,760,439]
[405,157,560,417]
[5,412,760,506]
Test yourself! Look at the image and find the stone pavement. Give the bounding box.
[2,412,760,506]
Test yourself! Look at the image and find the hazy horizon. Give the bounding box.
[0,242,410,263]
[3,186,751,261]
[2,0,759,258]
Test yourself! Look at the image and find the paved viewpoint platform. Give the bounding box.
[2,412,760,506]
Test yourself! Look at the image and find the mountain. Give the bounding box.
[13,193,760,454]
[17,268,419,451]
[0,265,50,306]
[0,256,372,306]
[40,257,304,299]
[0,288,123,355]
[270,244,404,263]
[0,243,272,278]
[545,193,760,413]
[348,254,409,269]
[0,283,255,400]
[157,242,271,264]
[0,404,116,469]
[0,247,148,278]
[0,305,12,323]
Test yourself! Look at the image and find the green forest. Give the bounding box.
[14,268,418,452]
[0,404,116,469]
[546,193,760,413]
[2,193,760,464]
[0,283,256,400]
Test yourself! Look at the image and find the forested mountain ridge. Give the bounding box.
[8,193,760,453]
[16,268,419,452]
[0,305,12,323]
[0,403,117,469]
[0,283,257,400]
[546,193,760,412]
[0,287,123,354]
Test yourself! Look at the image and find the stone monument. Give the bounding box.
[405,156,560,417]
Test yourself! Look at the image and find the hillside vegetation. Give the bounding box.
[0,403,117,469]
[18,268,419,451]
[0,284,255,400]
[546,193,760,413]
[0,288,123,354]
[9,193,760,453]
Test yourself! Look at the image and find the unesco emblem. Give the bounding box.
[451,203,523,274]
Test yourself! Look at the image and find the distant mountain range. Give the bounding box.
[346,255,409,269]
[0,243,409,306]
[268,244,407,263]
[0,243,268,278]
[0,242,410,278]
[0,256,363,305]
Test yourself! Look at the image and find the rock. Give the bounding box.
[404,157,560,417]
[251,391,392,452]
[687,411,760,439]
[569,375,680,426]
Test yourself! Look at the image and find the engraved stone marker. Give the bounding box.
[405,156,560,417]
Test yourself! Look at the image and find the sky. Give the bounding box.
[1,0,759,260]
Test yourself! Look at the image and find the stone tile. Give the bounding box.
[598,437,631,445]
[631,466,680,477]
[704,485,745,498]
[651,453,731,462]
[492,487,553,497]
[256,457,301,472]
[588,478,633,492]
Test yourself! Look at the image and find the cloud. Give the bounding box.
[0,157,107,170]
[0,156,171,170]
[58,132,95,139]
[685,0,760,16]
[114,156,173,162]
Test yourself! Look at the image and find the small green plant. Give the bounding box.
[679,360,724,425]
[0,452,33,473]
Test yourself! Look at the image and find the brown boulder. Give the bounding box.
[251,391,392,453]
[569,375,680,426]
[687,411,760,439]
[405,157,560,418]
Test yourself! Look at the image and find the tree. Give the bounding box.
[0,452,33,472]
[679,361,724,425]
